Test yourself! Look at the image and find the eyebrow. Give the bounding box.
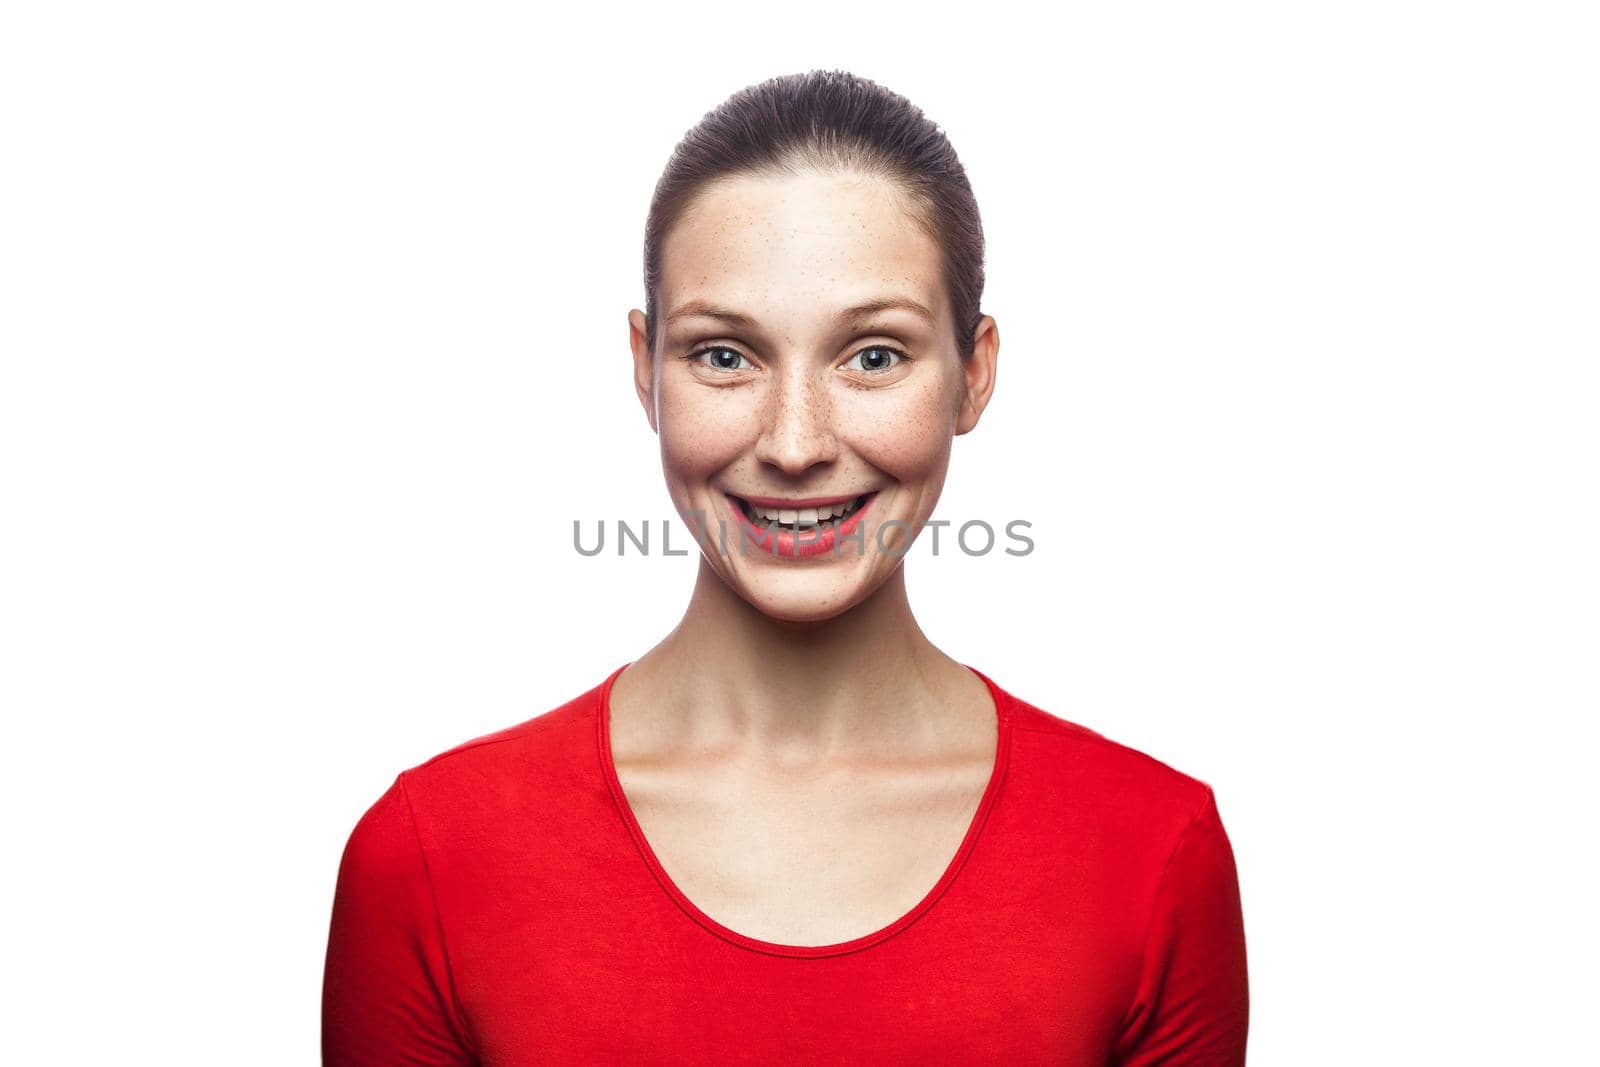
[663,296,936,331]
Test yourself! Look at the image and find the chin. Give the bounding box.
[734,582,861,624]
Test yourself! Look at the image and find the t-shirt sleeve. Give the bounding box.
[322,772,477,1066]
[1111,786,1250,1066]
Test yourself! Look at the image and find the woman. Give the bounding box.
[323,70,1249,1065]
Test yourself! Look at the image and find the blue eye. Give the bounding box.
[846,345,909,373]
[684,345,908,374]
[687,346,752,372]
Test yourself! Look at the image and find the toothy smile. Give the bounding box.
[728,492,876,530]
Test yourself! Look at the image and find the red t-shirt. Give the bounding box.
[322,663,1249,1065]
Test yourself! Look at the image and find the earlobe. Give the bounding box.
[628,309,660,434]
[638,376,659,436]
[955,315,999,436]
[638,379,658,435]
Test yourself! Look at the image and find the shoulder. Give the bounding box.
[371,666,622,835]
[982,670,1223,852]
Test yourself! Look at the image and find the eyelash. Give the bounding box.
[683,344,910,375]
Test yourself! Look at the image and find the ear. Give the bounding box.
[954,314,999,436]
[628,308,658,434]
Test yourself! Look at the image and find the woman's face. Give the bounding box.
[629,168,997,623]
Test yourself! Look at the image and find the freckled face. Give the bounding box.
[640,169,970,622]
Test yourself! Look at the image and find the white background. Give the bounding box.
[3,2,1596,1063]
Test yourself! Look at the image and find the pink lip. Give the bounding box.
[724,491,879,561]
[736,492,869,509]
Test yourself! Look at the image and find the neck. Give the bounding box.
[618,557,966,753]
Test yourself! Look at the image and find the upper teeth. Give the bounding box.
[749,497,860,524]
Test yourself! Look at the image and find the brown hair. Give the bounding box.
[642,69,987,360]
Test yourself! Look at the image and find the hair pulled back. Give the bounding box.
[642,69,986,360]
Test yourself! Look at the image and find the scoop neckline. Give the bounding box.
[595,659,1014,959]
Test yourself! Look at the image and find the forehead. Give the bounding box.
[658,169,945,331]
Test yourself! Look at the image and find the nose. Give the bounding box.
[752,364,840,475]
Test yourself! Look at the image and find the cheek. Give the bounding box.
[838,374,956,477]
[656,377,754,484]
